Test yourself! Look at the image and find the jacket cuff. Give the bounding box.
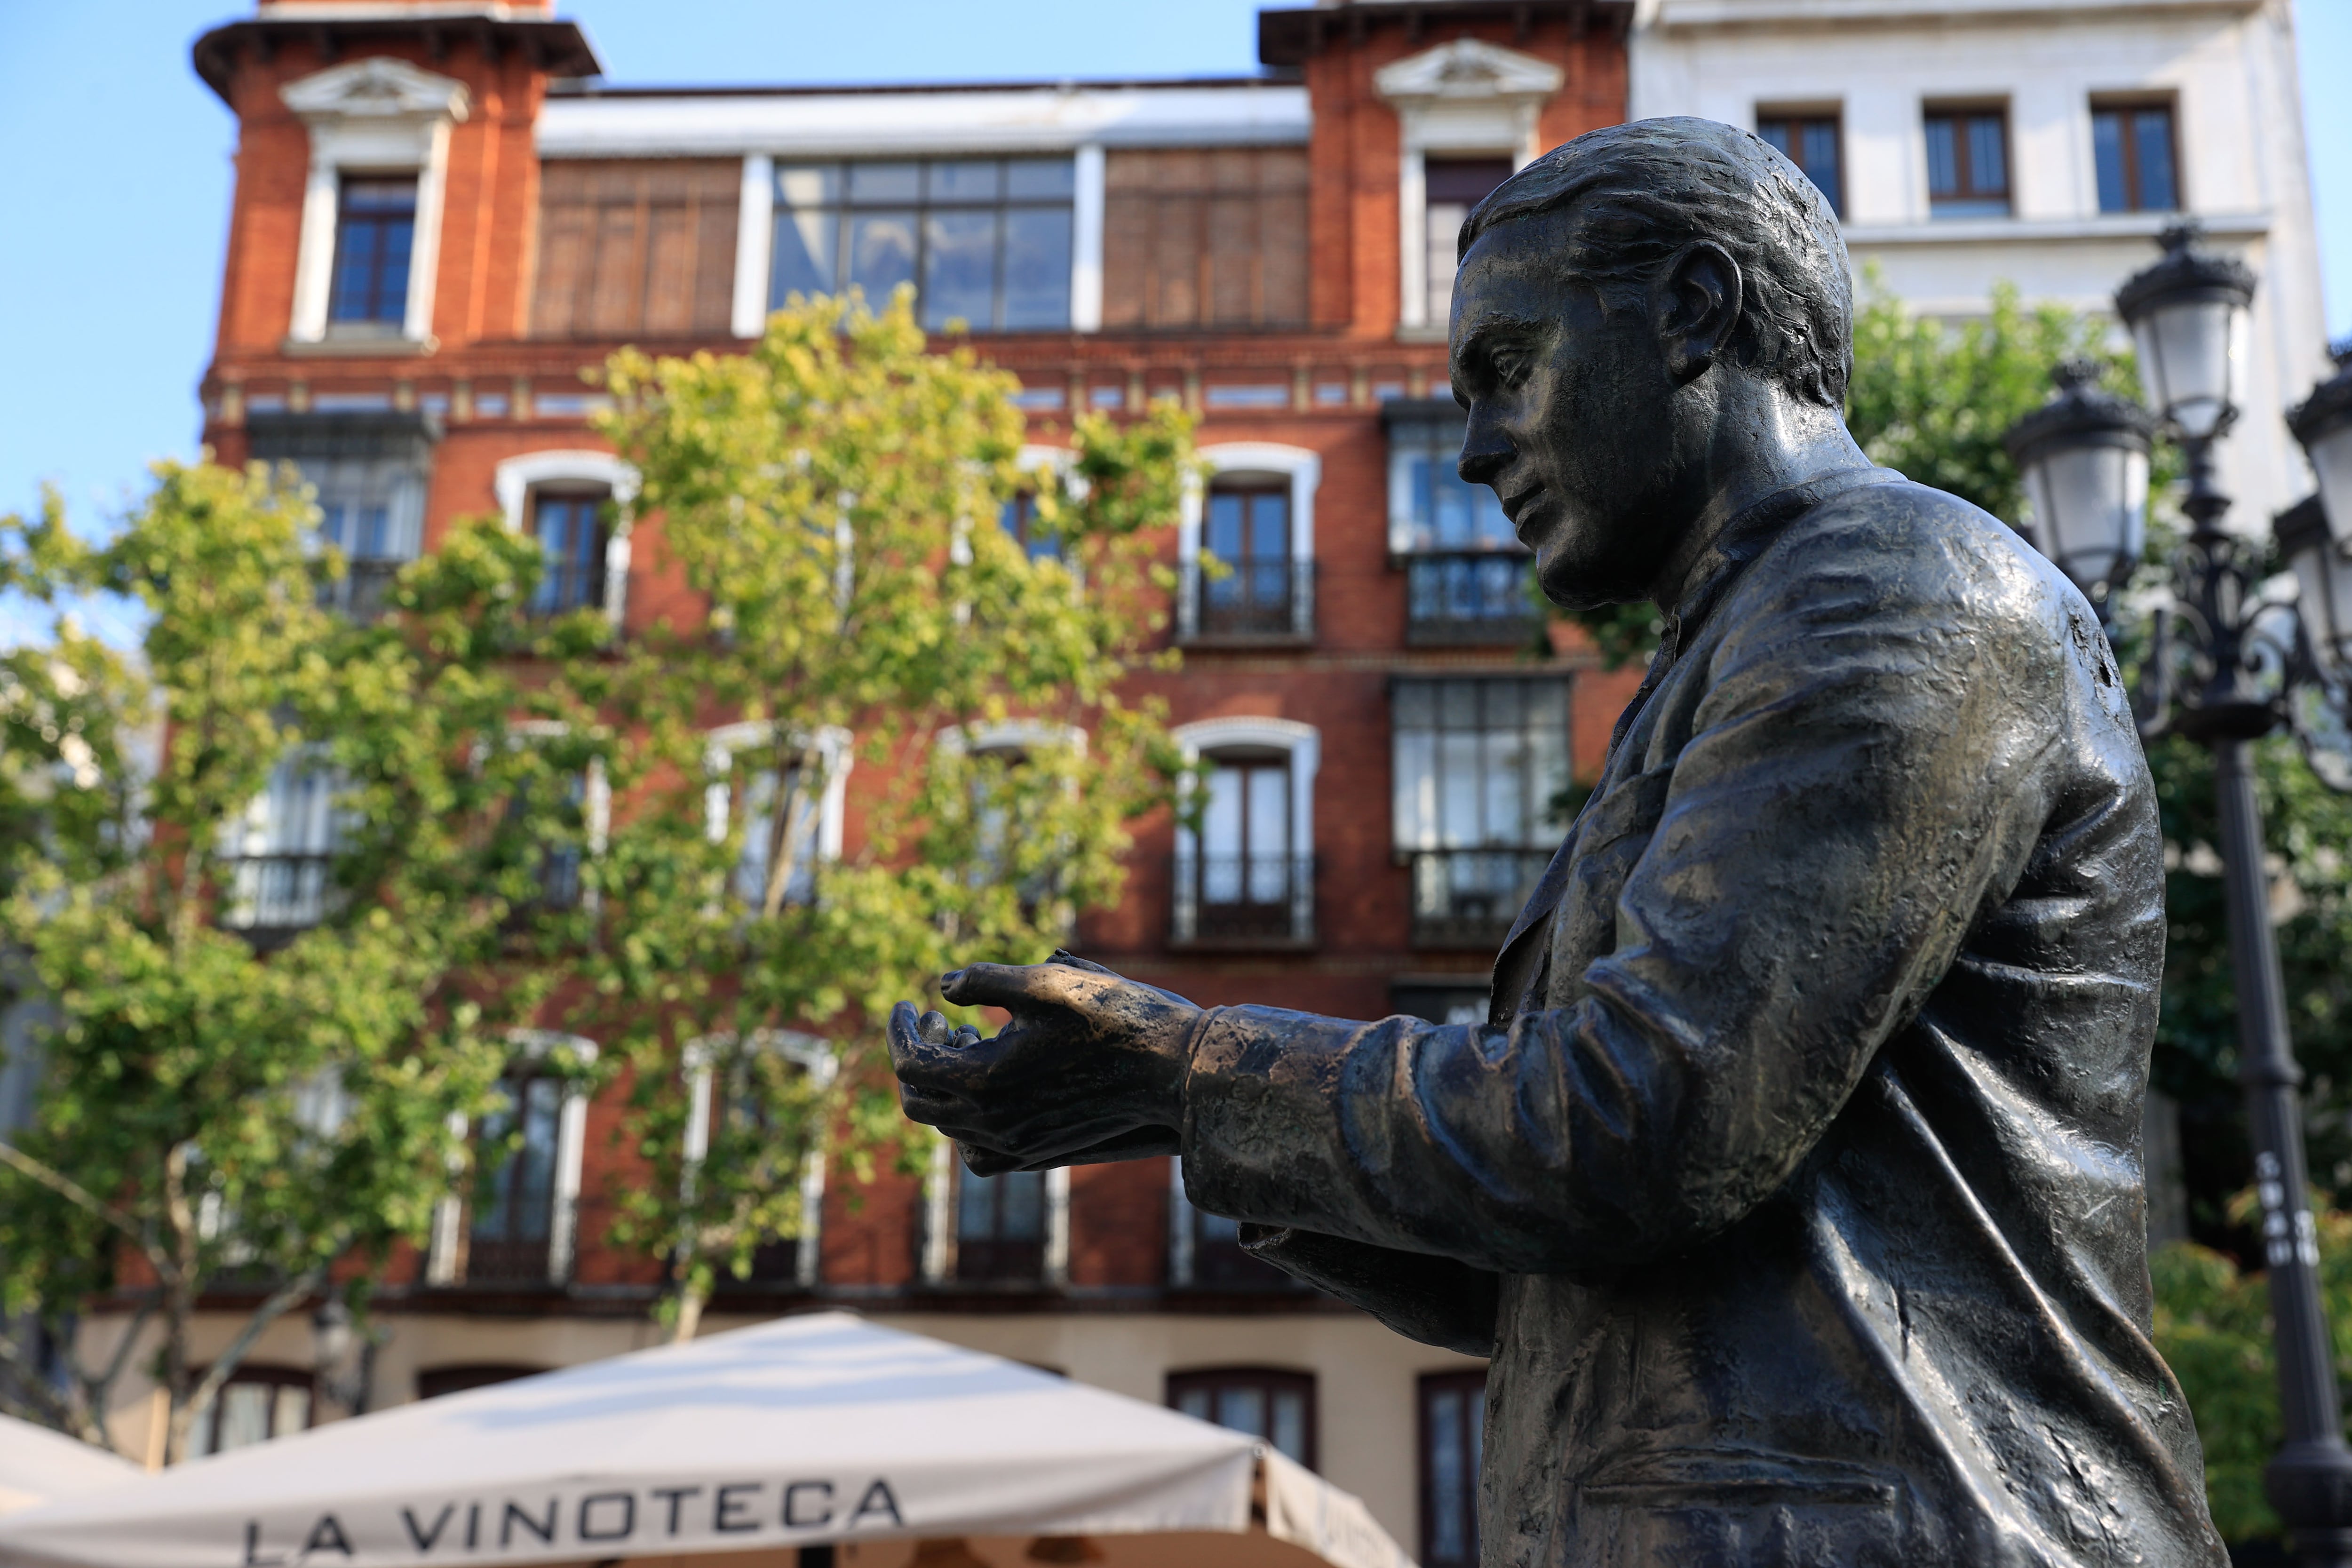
[1178,1003,1364,1226]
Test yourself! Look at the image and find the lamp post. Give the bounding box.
[2004,221,2352,1567]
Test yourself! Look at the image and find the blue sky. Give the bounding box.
[0,0,2345,548]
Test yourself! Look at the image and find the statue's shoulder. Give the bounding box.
[1751,472,2074,636]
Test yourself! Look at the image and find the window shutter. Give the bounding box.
[531,159,743,339]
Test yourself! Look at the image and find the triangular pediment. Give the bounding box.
[1374,38,1565,103]
[281,57,470,122]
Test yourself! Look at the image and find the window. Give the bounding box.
[1101,148,1309,331]
[469,1068,565,1284]
[187,1367,313,1458]
[1419,1370,1486,1568]
[2093,101,2179,214]
[1168,1369,1315,1469]
[705,724,850,914]
[1199,482,1296,637]
[328,176,417,326]
[416,1364,544,1401]
[219,754,342,939]
[1424,158,1514,325]
[955,1169,1047,1283]
[1392,678,1569,948]
[1184,750,1305,943]
[999,493,1060,563]
[249,412,436,623]
[770,159,1075,332]
[1924,106,2010,218]
[689,1032,835,1289]
[531,159,739,339]
[530,489,609,617]
[1757,111,1843,217]
[1386,409,1533,644]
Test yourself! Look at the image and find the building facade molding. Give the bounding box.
[282,58,471,346]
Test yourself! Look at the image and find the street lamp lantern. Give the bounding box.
[2289,343,2352,550]
[2115,220,2256,441]
[2002,223,2352,1568]
[2002,358,2154,616]
[2278,496,2352,681]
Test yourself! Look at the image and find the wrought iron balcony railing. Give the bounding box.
[1181,559,1314,643]
[531,561,605,618]
[218,852,336,938]
[1172,852,1315,946]
[1407,848,1552,949]
[1404,550,1539,645]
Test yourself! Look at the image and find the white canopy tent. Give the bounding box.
[0,1413,140,1517]
[0,1313,1416,1568]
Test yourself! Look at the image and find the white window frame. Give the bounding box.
[702,722,854,899]
[428,1032,598,1287]
[1169,715,1321,945]
[282,57,471,347]
[493,451,642,631]
[1373,39,1563,336]
[682,1031,837,1289]
[918,1144,1071,1289]
[1178,443,1322,641]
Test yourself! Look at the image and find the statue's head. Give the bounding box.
[1450,116,1853,609]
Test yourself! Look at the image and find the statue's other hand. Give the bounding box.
[888,959,1201,1170]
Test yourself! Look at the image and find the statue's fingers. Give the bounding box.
[940,961,1103,1015]
[889,1003,988,1092]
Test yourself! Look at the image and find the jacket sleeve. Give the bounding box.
[1238,1226,1499,1355]
[1179,516,2074,1275]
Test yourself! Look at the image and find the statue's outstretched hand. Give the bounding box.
[888,955,1200,1175]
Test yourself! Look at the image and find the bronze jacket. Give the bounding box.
[1180,469,2227,1567]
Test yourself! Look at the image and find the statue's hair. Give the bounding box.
[1459,117,1852,408]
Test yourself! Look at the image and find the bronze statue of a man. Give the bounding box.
[890,118,2226,1567]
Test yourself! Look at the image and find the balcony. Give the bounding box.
[462,1194,575,1288]
[319,557,406,623]
[1172,852,1315,948]
[530,561,605,618]
[1405,551,1539,646]
[218,852,334,941]
[1180,560,1314,645]
[1407,849,1550,949]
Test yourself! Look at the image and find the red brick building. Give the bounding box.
[154,2,1638,1557]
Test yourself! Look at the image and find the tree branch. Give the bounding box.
[0,1329,101,1448]
[0,1140,168,1282]
[173,1259,331,1464]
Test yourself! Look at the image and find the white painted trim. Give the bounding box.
[920,1139,955,1285]
[282,59,471,345]
[1375,40,1561,332]
[1179,443,1322,639]
[1169,715,1322,943]
[425,1110,468,1286]
[1071,143,1106,333]
[938,718,1089,759]
[680,1030,837,1288]
[1043,1167,1072,1289]
[703,722,854,870]
[538,83,1311,161]
[732,153,776,338]
[492,449,641,528]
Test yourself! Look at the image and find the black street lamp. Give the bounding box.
[2004,220,2352,1568]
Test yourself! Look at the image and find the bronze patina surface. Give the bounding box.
[890,118,2227,1568]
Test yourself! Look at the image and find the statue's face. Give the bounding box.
[1448,214,1692,611]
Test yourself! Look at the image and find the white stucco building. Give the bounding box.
[1632,0,2332,528]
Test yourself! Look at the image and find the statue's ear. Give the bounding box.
[1653,241,1743,386]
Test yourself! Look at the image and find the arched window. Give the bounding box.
[1170,716,1319,947]
[684,1031,836,1290]
[493,452,640,629]
[1177,444,1320,645]
[429,1034,596,1289]
[704,723,852,911]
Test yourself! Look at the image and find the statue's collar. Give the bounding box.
[1657,465,1905,660]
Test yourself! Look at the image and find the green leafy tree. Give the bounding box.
[0,462,575,1460]
[559,290,1191,1340]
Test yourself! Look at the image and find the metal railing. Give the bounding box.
[217,852,336,937]
[464,1196,575,1286]
[531,562,604,618]
[317,557,407,622]
[1404,550,1539,645]
[1407,849,1552,949]
[1182,559,1314,642]
[1172,852,1315,945]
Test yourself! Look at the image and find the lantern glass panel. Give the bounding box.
[2289,531,2352,673]
[2132,294,2246,438]
[2023,440,2148,598]
[2309,419,2352,550]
